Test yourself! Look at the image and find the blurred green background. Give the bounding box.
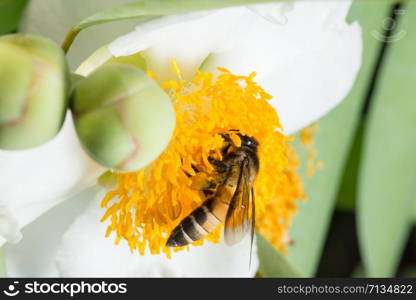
[1,0,415,278]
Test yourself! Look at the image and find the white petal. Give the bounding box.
[169,235,258,277]
[0,205,20,244]
[4,187,99,277]
[109,7,251,82]
[56,191,258,277]
[108,1,362,134]
[248,2,294,25]
[23,0,140,70]
[6,187,257,277]
[204,1,362,134]
[0,113,103,246]
[75,46,114,77]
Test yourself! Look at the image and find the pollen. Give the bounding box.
[101,66,304,257]
[300,123,323,177]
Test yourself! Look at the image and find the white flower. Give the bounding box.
[3,0,362,277]
[0,114,103,247]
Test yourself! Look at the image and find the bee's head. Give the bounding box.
[239,134,258,151]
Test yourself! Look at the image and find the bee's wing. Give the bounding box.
[224,158,255,245]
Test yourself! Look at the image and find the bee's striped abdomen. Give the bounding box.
[166,197,228,247]
[166,135,259,248]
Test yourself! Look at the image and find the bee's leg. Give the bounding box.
[191,164,200,173]
[208,157,228,174]
[221,144,232,156]
[220,134,234,155]
[208,157,229,186]
[183,164,201,178]
[203,181,217,197]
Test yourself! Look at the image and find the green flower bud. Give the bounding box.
[0,34,68,150]
[70,73,85,91]
[71,63,175,172]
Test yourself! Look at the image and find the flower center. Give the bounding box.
[101,63,304,257]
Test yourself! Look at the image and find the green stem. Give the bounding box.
[61,28,80,54]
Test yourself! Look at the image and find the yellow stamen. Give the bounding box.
[300,123,323,177]
[171,59,182,80]
[146,70,157,80]
[101,66,304,257]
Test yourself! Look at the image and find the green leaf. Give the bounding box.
[256,233,302,277]
[335,121,365,212]
[401,266,416,278]
[285,1,392,277]
[351,265,365,278]
[413,194,416,222]
[0,0,28,35]
[357,1,416,277]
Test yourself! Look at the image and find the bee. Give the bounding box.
[166,133,259,248]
